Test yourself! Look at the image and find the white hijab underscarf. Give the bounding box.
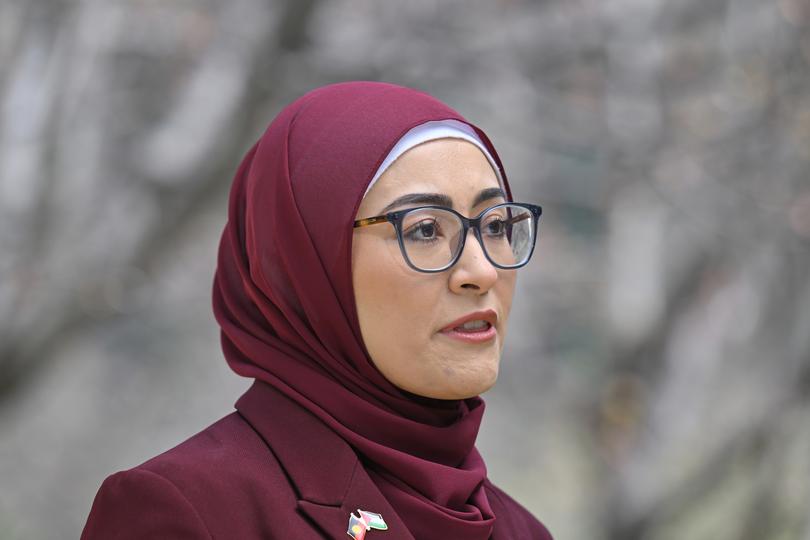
[363,119,505,198]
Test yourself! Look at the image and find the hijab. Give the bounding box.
[212,81,513,539]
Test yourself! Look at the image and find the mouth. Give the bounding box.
[439,323,497,343]
[439,309,498,344]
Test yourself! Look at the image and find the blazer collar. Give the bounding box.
[235,379,415,540]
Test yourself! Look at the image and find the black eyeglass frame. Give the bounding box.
[353,202,543,273]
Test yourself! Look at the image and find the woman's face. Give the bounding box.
[352,138,517,400]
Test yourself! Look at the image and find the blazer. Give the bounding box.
[81,380,553,539]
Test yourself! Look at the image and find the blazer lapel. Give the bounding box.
[235,380,414,540]
[297,462,414,540]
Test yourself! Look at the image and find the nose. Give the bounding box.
[448,228,498,293]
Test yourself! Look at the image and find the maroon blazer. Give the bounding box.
[81,380,553,539]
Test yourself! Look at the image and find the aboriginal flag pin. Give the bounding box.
[347,509,388,539]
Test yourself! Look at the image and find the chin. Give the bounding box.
[441,364,500,400]
[469,372,499,397]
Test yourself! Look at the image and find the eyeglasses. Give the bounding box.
[353,202,542,273]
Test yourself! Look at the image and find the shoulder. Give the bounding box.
[136,411,281,486]
[82,412,301,539]
[135,411,293,501]
[484,478,555,540]
[81,466,212,539]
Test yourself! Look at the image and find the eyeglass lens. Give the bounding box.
[400,204,535,271]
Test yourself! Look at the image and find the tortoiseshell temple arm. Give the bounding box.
[506,213,531,225]
[353,215,391,228]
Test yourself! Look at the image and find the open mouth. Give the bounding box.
[440,321,496,343]
[451,320,491,333]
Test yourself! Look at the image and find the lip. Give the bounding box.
[439,309,498,344]
[440,309,498,332]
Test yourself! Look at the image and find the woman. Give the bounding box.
[81,81,552,539]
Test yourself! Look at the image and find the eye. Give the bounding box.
[483,216,507,236]
[404,219,441,243]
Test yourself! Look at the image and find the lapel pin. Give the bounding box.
[347,509,388,539]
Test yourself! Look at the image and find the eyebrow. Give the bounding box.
[378,186,506,215]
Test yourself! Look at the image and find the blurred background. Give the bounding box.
[1,0,809,538]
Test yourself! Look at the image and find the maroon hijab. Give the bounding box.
[212,81,513,539]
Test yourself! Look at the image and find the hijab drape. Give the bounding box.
[212,81,513,539]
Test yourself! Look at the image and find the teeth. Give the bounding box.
[458,320,488,330]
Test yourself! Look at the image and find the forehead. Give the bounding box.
[363,139,502,212]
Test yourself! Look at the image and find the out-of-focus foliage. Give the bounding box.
[1,0,808,538]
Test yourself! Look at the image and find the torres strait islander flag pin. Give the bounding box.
[346,509,388,539]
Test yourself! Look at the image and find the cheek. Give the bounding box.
[494,270,517,342]
[352,236,437,358]
[496,270,517,311]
